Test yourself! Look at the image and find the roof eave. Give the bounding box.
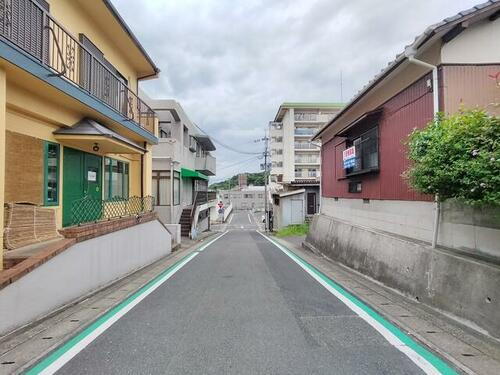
[102,0,160,77]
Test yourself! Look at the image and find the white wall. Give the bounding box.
[321,198,500,259]
[441,18,500,64]
[0,221,171,336]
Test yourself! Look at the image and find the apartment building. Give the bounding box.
[268,103,342,227]
[143,97,217,238]
[0,0,176,335]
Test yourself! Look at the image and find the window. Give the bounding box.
[244,194,254,199]
[308,169,317,177]
[104,158,129,199]
[183,126,189,147]
[345,126,379,176]
[348,181,362,193]
[152,171,180,206]
[159,121,172,138]
[272,136,283,143]
[295,168,303,178]
[258,194,263,199]
[44,142,60,205]
[274,149,283,155]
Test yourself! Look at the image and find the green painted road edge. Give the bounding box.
[264,234,458,375]
[26,232,226,374]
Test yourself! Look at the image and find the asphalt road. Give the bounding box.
[44,211,425,374]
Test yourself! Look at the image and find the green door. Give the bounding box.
[63,147,102,226]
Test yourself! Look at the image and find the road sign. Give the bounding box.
[218,202,224,208]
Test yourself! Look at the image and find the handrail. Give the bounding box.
[44,25,67,77]
[0,0,157,135]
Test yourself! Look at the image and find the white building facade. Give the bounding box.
[142,96,217,237]
[269,103,342,225]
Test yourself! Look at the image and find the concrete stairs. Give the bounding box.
[179,208,192,237]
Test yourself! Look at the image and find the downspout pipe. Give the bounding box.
[404,48,440,248]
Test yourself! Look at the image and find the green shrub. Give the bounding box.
[405,110,500,206]
[275,224,309,238]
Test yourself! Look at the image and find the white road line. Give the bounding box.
[248,212,252,223]
[33,232,228,375]
[256,231,446,375]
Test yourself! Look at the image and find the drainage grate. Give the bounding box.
[42,337,53,340]
[1,361,15,365]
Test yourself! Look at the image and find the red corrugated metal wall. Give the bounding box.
[322,73,434,201]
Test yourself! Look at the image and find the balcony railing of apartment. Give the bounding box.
[294,128,316,136]
[294,142,318,150]
[295,170,318,178]
[295,156,319,164]
[0,0,156,135]
[294,113,317,121]
[71,195,154,226]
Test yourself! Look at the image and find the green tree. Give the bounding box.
[405,110,500,206]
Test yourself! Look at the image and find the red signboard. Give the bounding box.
[343,146,355,161]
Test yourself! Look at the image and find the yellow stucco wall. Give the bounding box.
[0,68,6,269]
[49,0,139,93]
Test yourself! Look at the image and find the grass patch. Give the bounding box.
[275,223,309,238]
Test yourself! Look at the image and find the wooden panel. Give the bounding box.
[5,131,44,204]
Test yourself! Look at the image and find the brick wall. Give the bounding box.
[5,131,44,204]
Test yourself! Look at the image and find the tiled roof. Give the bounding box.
[314,0,500,140]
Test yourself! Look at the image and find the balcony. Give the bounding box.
[0,0,156,137]
[152,138,182,163]
[294,128,317,137]
[295,157,320,164]
[294,113,317,122]
[195,153,216,176]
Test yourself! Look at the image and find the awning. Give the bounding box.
[193,134,216,151]
[337,109,383,137]
[181,168,208,180]
[53,118,146,154]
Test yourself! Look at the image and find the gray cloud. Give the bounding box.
[113,0,481,181]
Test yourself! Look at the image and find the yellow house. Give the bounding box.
[0,0,160,268]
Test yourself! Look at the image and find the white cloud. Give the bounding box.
[113,0,482,181]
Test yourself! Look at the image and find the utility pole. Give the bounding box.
[263,130,270,232]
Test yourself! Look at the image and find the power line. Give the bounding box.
[217,155,261,171]
[194,123,263,155]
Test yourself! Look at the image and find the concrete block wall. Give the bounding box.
[305,214,500,339]
[0,220,171,336]
[321,198,500,260]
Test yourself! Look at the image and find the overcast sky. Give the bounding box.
[113,0,480,182]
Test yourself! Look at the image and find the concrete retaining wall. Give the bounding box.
[0,220,171,336]
[306,214,500,339]
[164,224,181,246]
[321,198,500,260]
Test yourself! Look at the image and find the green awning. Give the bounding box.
[181,168,208,180]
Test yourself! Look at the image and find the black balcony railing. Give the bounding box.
[0,0,156,135]
[71,195,154,226]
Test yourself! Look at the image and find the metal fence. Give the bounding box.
[71,195,154,226]
[0,0,156,134]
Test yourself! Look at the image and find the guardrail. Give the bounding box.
[71,195,154,226]
[0,0,156,134]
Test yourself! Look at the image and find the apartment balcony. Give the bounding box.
[195,154,216,176]
[0,0,157,141]
[295,158,320,165]
[152,138,183,162]
[294,128,317,137]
